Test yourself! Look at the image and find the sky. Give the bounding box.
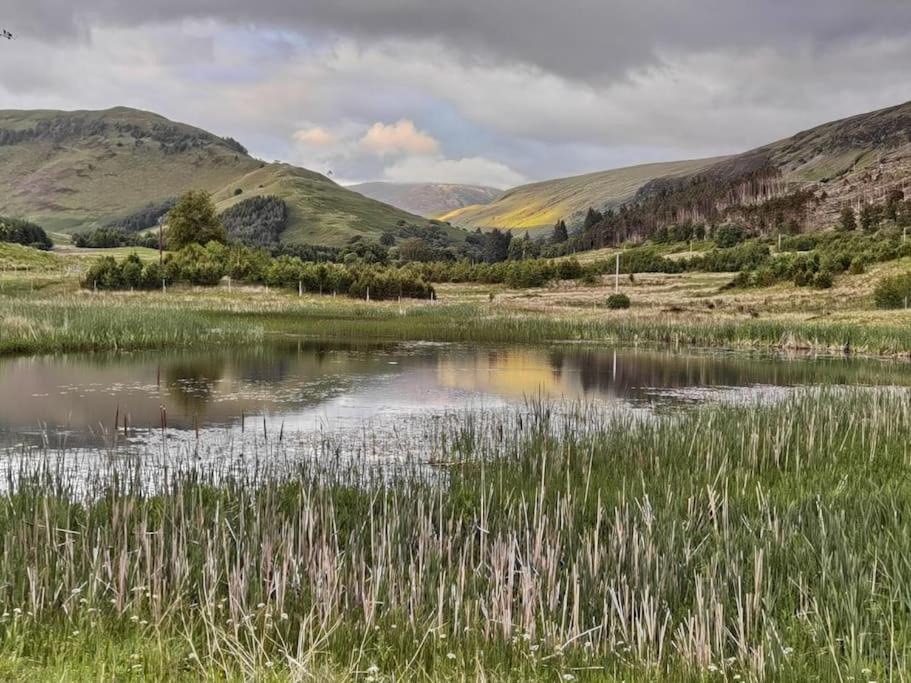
[2,1,911,189]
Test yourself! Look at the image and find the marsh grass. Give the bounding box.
[1,389,910,680]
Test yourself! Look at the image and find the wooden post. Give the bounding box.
[366,287,370,302]
[162,279,166,294]
[614,253,620,293]
[298,280,303,297]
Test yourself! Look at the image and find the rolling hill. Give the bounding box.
[444,100,911,234]
[349,182,502,218]
[440,158,724,232]
[0,107,435,247]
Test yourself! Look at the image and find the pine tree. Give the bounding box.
[552,220,568,243]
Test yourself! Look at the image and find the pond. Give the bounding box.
[2,341,910,456]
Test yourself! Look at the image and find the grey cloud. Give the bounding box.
[7,0,911,82]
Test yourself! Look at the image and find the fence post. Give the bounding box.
[614,253,620,293]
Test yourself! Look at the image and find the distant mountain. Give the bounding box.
[0,107,436,247]
[349,182,502,218]
[440,158,723,232]
[445,99,911,235]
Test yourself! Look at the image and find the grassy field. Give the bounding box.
[2,389,910,680]
[2,242,911,357]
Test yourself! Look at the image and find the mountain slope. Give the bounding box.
[0,107,433,246]
[445,100,911,235]
[441,158,724,231]
[349,182,502,218]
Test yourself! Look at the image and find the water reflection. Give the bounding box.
[1,341,909,451]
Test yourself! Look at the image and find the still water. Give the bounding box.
[2,341,910,455]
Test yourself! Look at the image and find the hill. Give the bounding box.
[440,158,723,232]
[349,182,502,218]
[0,107,435,247]
[445,100,911,236]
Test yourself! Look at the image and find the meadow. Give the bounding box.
[1,389,909,680]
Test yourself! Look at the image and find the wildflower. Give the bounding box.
[562,675,576,682]
[446,652,456,660]
[71,630,80,637]
[707,664,719,673]
[367,664,379,675]
[13,608,22,615]
[187,652,198,661]
[257,602,266,609]
[280,612,289,621]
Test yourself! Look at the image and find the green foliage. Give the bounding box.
[714,223,747,248]
[839,207,857,232]
[873,273,911,309]
[606,292,631,309]
[106,198,176,232]
[80,244,435,301]
[219,195,288,247]
[396,237,436,262]
[0,216,52,250]
[812,270,834,289]
[73,227,160,249]
[166,190,227,250]
[551,219,568,244]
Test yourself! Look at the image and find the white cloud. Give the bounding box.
[383,155,526,189]
[293,126,338,146]
[360,120,439,156]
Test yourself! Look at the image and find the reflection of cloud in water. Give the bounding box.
[3,342,911,455]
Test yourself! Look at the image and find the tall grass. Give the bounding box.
[1,389,910,680]
[0,296,263,355]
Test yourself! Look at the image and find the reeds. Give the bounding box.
[1,389,909,679]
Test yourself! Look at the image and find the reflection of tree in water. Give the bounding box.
[164,358,227,413]
[554,349,807,400]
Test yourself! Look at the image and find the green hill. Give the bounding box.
[0,107,434,247]
[440,158,724,231]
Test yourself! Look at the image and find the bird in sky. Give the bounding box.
[1,29,14,40]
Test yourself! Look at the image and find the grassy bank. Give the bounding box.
[1,389,910,680]
[2,242,911,357]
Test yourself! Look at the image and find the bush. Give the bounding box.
[873,273,911,309]
[714,224,747,248]
[812,270,834,290]
[606,293,631,309]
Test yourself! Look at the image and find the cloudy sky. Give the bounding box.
[2,1,911,188]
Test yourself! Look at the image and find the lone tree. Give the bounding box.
[166,190,226,250]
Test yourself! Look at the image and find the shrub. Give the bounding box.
[849,258,866,275]
[606,293,631,309]
[714,223,746,248]
[873,273,911,309]
[812,270,834,290]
